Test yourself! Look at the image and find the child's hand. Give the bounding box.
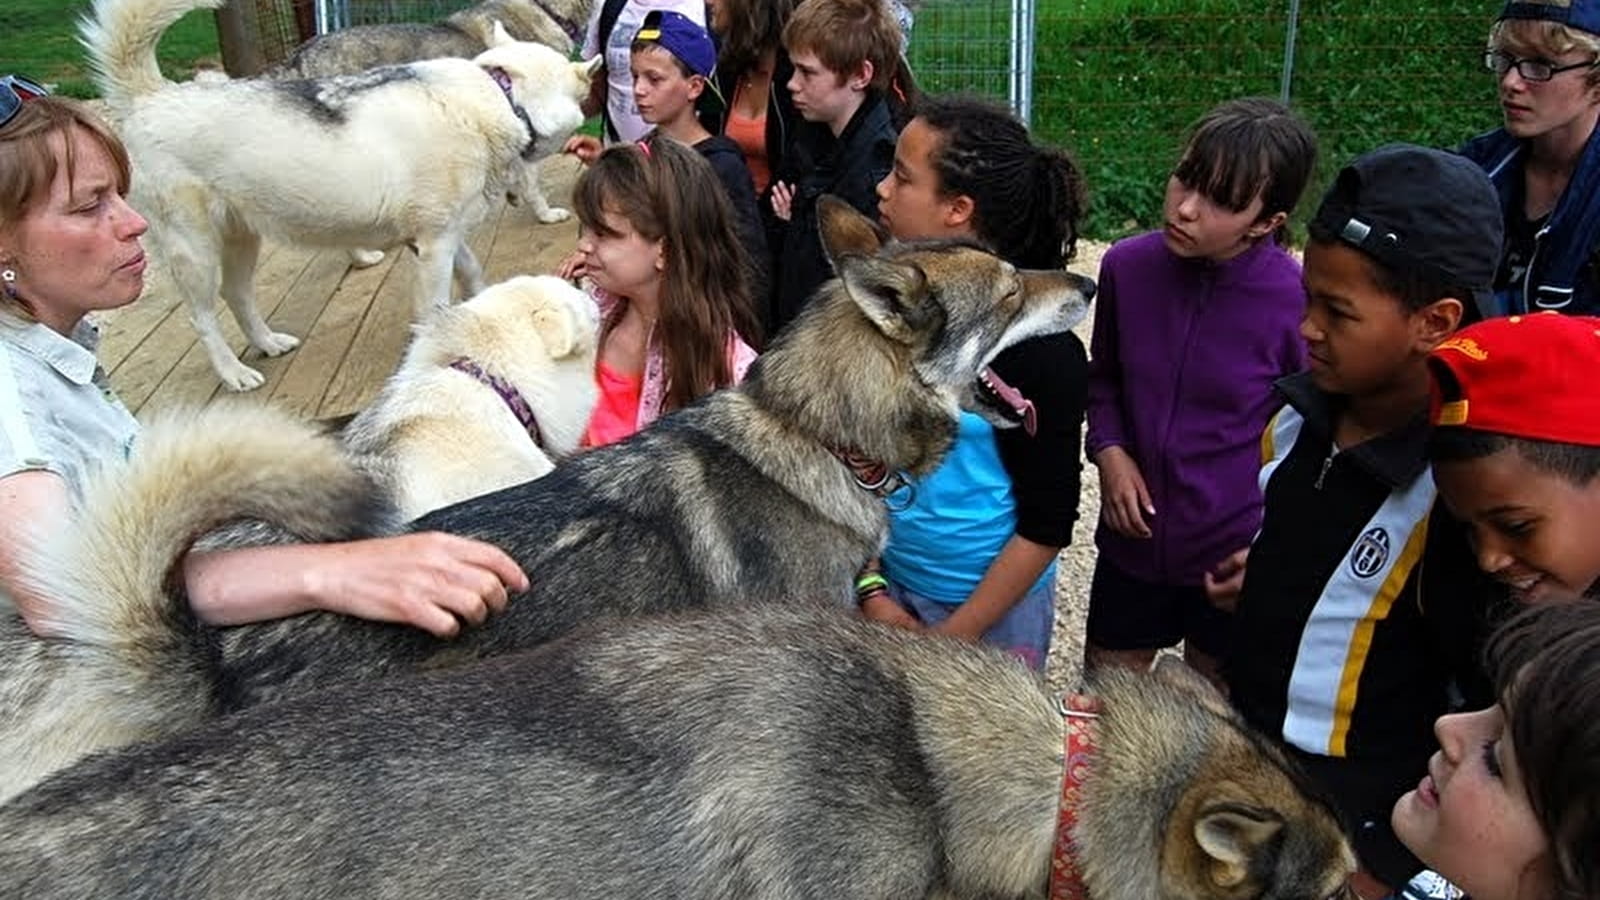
[1094,446,1155,538]
[859,593,921,631]
[1203,548,1249,613]
[770,181,795,221]
[555,249,588,282]
[563,135,604,165]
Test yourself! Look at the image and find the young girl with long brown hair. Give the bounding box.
[567,137,762,446]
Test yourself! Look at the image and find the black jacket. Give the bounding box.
[694,134,771,312]
[767,93,897,335]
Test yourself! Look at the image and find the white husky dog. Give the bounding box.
[342,275,601,520]
[80,0,597,391]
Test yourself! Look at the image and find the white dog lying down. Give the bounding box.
[342,275,601,520]
[81,0,596,391]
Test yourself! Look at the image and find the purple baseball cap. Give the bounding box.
[634,10,716,78]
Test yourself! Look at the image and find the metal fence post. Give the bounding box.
[1010,0,1037,127]
[1279,0,1302,105]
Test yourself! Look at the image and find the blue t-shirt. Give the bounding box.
[881,411,1055,603]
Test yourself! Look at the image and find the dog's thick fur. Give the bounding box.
[343,274,601,520]
[269,0,593,229]
[0,609,1356,900]
[273,0,588,78]
[80,0,595,391]
[0,200,1093,800]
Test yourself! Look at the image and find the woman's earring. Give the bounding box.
[1,268,16,299]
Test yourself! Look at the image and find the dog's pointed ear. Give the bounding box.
[580,55,604,80]
[819,194,887,265]
[531,303,580,359]
[489,19,515,47]
[1150,654,1232,718]
[1194,803,1284,887]
[835,255,942,343]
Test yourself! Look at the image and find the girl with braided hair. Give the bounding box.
[861,93,1088,668]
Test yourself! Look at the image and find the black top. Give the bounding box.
[766,93,897,336]
[990,331,1089,548]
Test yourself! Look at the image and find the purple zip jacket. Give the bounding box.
[1086,230,1306,586]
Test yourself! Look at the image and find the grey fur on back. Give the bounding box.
[273,0,587,78]
[0,609,1353,900]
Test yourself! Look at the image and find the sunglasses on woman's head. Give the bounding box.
[0,75,49,130]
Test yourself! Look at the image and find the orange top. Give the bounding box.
[725,85,771,195]
[583,358,645,448]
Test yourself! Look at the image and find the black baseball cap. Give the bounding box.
[1309,143,1503,312]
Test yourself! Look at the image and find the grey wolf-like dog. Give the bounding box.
[0,199,1093,799]
[80,0,595,391]
[0,609,1356,900]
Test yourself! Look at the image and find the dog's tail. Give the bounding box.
[0,404,393,801]
[79,0,227,102]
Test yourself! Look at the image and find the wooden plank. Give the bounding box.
[316,247,422,419]
[110,245,318,416]
[272,250,400,420]
[224,249,357,405]
[134,246,330,417]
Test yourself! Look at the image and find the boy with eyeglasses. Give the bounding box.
[1461,0,1600,316]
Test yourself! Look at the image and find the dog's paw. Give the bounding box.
[256,331,301,357]
[348,248,386,268]
[537,206,572,225]
[218,360,267,392]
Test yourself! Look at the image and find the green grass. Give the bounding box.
[5,0,221,98]
[910,0,1497,241]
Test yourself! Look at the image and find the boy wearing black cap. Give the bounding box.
[1429,311,1600,606]
[1222,145,1507,897]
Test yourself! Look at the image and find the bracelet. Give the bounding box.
[855,572,889,594]
[856,586,889,607]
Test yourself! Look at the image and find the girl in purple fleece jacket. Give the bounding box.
[1084,97,1316,687]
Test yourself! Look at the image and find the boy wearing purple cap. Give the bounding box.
[1461,0,1600,315]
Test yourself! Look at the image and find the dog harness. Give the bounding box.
[483,66,542,161]
[530,0,588,46]
[1049,693,1099,900]
[448,358,545,448]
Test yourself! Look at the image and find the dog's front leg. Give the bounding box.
[451,243,487,301]
[412,237,462,318]
[221,232,301,362]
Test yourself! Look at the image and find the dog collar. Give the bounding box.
[1049,693,1099,900]
[449,357,545,448]
[484,66,541,161]
[829,448,914,509]
[530,0,587,46]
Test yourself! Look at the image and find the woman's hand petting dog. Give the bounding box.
[183,534,529,638]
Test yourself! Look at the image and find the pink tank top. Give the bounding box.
[583,359,644,448]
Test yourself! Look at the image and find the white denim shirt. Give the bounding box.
[0,315,138,506]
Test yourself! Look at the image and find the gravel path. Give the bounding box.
[1044,239,1108,692]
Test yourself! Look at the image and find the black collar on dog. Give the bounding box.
[830,448,914,509]
[449,357,545,448]
[484,66,541,161]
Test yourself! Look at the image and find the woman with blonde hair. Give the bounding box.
[0,77,526,639]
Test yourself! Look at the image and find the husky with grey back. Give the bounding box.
[80,0,595,391]
[269,0,593,228]
[0,608,1356,900]
[0,199,1094,800]
[273,0,589,78]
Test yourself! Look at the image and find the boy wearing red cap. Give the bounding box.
[1221,145,1506,897]
[1429,311,1600,605]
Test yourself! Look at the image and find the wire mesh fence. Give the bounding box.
[253,0,1500,239]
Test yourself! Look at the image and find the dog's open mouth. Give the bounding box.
[976,366,1037,436]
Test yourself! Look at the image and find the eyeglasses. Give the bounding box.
[0,74,48,130]
[1484,49,1598,83]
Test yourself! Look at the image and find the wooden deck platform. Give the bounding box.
[99,158,584,423]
